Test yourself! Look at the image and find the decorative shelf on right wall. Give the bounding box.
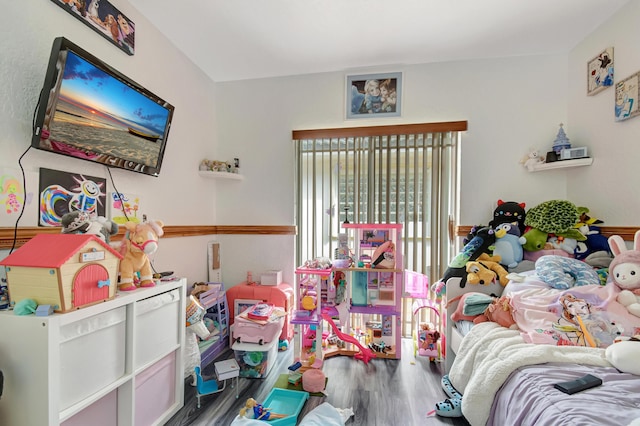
[198,171,245,180]
[529,157,593,172]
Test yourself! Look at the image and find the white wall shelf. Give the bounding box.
[198,171,244,181]
[529,157,593,172]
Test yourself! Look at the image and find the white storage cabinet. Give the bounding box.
[0,279,187,426]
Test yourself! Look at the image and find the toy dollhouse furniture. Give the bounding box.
[0,234,122,312]
[328,223,404,360]
[0,279,187,426]
[197,284,230,367]
[292,267,332,368]
[194,358,239,408]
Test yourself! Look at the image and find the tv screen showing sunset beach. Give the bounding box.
[42,51,171,168]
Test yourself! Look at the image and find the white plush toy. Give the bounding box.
[520,148,544,171]
[605,336,640,375]
[608,230,640,317]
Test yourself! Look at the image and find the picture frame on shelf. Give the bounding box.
[587,47,614,96]
[615,71,640,122]
[346,72,402,119]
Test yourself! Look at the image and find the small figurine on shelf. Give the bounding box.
[239,398,286,420]
[552,123,571,155]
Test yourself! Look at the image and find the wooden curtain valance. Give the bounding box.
[292,120,468,139]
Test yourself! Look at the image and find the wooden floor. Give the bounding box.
[165,339,469,426]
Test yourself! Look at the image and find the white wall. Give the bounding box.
[567,0,640,226]
[216,56,570,231]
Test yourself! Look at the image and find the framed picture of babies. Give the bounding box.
[346,72,402,119]
[50,0,136,56]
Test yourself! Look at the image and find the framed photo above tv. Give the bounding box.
[50,0,136,55]
[346,72,402,119]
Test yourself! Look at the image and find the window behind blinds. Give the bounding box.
[293,121,465,337]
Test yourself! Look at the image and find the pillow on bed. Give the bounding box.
[451,292,490,322]
[523,248,570,262]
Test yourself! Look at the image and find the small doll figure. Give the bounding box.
[419,323,441,351]
[418,323,441,360]
[239,398,286,421]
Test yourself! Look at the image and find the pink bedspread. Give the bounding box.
[507,275,640,348]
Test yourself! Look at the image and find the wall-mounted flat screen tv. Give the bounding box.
[32,37,174,177]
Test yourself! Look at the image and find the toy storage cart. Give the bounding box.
[232,327,280,378]
[226,282,294,344]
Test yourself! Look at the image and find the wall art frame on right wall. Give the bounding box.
[615,71,640,122]
[587,47,614,96]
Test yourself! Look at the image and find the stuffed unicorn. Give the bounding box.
[118,219,164,291]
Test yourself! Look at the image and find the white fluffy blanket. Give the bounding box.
[448,322,611,426]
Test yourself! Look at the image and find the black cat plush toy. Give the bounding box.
[489,199,527,235]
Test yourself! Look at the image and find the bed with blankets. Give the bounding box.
[443,262,640,425]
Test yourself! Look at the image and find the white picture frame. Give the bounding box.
[234,298,262,318]
[346,72,402,119]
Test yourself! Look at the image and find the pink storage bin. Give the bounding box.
[135,352,176,425]
[233,314,284,345]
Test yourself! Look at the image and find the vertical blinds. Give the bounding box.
[293,121,465,336]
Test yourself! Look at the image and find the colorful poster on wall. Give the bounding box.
[587,47,614,96]
[38,168,106,227]
[615,71,640,122]
[0,168,35,227]
[108,192,142,224]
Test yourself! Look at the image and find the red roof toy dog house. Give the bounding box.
[0,234,122,312]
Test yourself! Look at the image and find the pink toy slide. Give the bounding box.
[321,313,376,364]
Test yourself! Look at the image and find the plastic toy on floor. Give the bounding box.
[321,313,376,364]
[417,324,440,359]
[411,298,442,360]
[194,366,225,408]
[239,397,287,420]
